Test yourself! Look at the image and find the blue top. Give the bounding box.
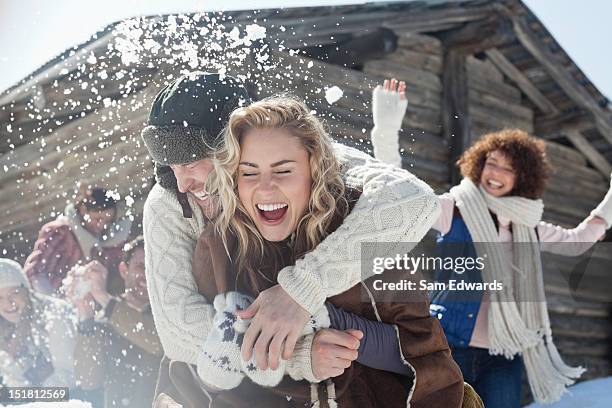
[429,215,485,348]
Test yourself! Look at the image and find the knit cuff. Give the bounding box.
[286,332,319,383]
[371,126,402,168]
[277,265,326,316]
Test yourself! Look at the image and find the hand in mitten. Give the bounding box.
[371,79,408,168]
[196,291,253,390]
[241,304,331,387]
[591,173,612,228]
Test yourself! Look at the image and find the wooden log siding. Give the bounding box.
[485,48,559,115]
[442,49,470,185]
[564,130,612,177]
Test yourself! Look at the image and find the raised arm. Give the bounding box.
[539,174,611,254]
[143,184,215,365]
[370,79,407,168]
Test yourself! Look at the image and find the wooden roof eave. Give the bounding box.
[0,31,116,108]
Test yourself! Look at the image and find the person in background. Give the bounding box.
[372,79,612,407]
[0,258,77,388]
[68,236,163,408]
[23,185,132,296]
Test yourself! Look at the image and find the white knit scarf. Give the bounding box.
[449,178,584,404]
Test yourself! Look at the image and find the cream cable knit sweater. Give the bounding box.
[144,142,440,366]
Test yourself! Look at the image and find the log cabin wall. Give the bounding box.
[0,0,611,397]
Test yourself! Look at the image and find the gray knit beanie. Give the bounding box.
[142,71,251,190]
[0,258,30,291]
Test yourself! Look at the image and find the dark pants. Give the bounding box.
[452,347,522,408]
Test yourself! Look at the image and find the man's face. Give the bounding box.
[170,159,214,201]
[0,286,29,324]
[119,247,148,303]
[79,207,116,237]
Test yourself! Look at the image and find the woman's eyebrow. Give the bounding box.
[239,159,296,168]
[271,160,296,167]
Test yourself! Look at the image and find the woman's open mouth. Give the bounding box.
[486,179,504,190]
[256,203,288,225]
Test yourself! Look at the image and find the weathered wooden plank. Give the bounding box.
[470,108,533,133]
[549,155,606,186]
[383,6,493,34]
[468,72,522,103]
[468,89,534,122]
[396,32,442,55]
[564,130,612,178]
[544,139,588,166]
[466,55,503,82]
[535,111,594,139]
[546,176,607,203]
[385,48,442,75]
[0,32,116,107]
[442,50,470,185]
[363,60,442,93]
[440,14,515,56]
[485,48,559,115]
[545,290,610,318]
[513,17,612,145]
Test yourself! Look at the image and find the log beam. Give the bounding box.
[442,50,470,185]
[485,48,559,115]
[565,130,612,178]
[513,17,612,145]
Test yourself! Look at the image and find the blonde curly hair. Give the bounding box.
[207,95,348,290]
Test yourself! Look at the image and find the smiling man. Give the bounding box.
[140,72,441,401]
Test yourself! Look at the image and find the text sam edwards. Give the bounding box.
[373,279,504,291]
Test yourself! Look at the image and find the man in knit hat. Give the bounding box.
[141,72,441,397]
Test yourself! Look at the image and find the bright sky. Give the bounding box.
[0,0,610,99]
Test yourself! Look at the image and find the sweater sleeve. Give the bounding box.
[143,184,215,365]
[277,143,441,314]
[538,216,607,255]
[431,194,455,235]
[326,303,411,375]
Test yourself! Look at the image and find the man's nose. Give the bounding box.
[175,170,193,193]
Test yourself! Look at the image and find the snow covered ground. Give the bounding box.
[2,401,92,408]
[524,377,612,408]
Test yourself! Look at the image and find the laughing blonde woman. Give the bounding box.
[189,95,470,408]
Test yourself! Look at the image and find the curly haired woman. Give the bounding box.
[188,95,468,407]
[372,79,612,408]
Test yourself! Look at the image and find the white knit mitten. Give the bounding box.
[371,85,408,168]
[241,305,330,387]
[196,291,253,390]
[591,173,612,228]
